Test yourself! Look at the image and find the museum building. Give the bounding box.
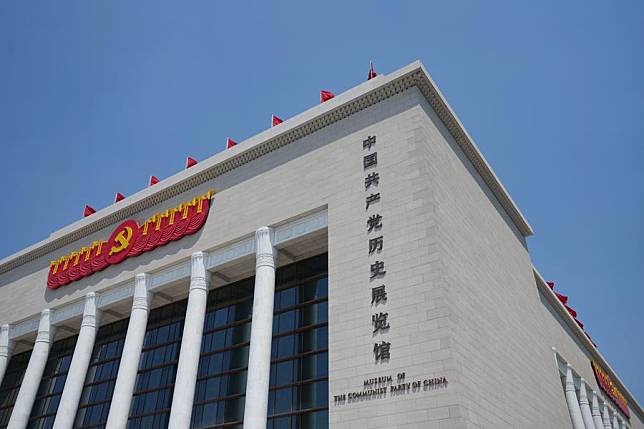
[0,61,641,429]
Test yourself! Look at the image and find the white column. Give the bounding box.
[105,274,152,429]
[579,379,596,429]
[8,309,55,429]
[564,365,586,429]
[602,403,612,429]
[53,293,101,429]
[592,392,606,429]
[243,227,276,429]
[0,324,14,386]
[612,412,619,429]
[168,252,210,429]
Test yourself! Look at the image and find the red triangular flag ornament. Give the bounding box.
[83,205,96,217]
[554,292,568,304]
[546,281,555,289]
[226,138,237,149]
[271,115,283,127]
[320,90,335,103]
[186,157,198,169]
[368,61,377,80]
[114,192,125,203]
[149,175,159,186]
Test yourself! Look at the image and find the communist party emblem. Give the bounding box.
[106,220,139,265]
[47,190,214,289]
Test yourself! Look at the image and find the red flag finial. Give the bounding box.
[271,115,283,127]
[186,156,198,169]
[368,61,377,80]
[320,90,335,103]
[226,138,237,149]
[114,192,125,203]
[149,175,160,186]
[83,205,96,217]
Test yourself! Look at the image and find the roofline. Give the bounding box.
[0,60,533,274]
[533,266,643,419]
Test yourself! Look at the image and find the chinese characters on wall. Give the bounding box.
[331,135,449,406]
[363,135,390,363]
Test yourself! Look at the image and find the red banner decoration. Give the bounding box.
[592,360,630,418]
[48,190,215,290]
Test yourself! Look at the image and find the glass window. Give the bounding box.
[126,300,187,426]
[268,254,328,427]
[26,335,77,429]
[193,253,328,428]
[74,318,129,428]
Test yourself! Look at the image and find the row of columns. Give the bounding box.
[564,364,628,429]
[0,227,276,429]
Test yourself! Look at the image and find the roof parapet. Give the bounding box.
[0,60,532,274]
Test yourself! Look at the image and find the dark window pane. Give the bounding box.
[300,409,329,428]
[277,287,297,310]
[275,360,294,387]
[274,387,293,414]
[223,397,244,422]
[300,380,328,410]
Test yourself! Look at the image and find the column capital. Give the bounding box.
[191,252,210,292]
[602,402,612,428]
[565,364,576,392]
[36,309,55,344]
[133,273,152,311]
[592,391,601,416]
[255,227,275,269]
[0,324,13,358]
[591,390,606,429]
[81,292,101,329]
[578,378,589,405]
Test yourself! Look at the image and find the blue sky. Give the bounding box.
[1,0,642,402]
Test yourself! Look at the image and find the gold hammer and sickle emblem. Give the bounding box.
[109,226,134,255]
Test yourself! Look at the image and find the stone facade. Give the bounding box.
[0,61,640,428]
